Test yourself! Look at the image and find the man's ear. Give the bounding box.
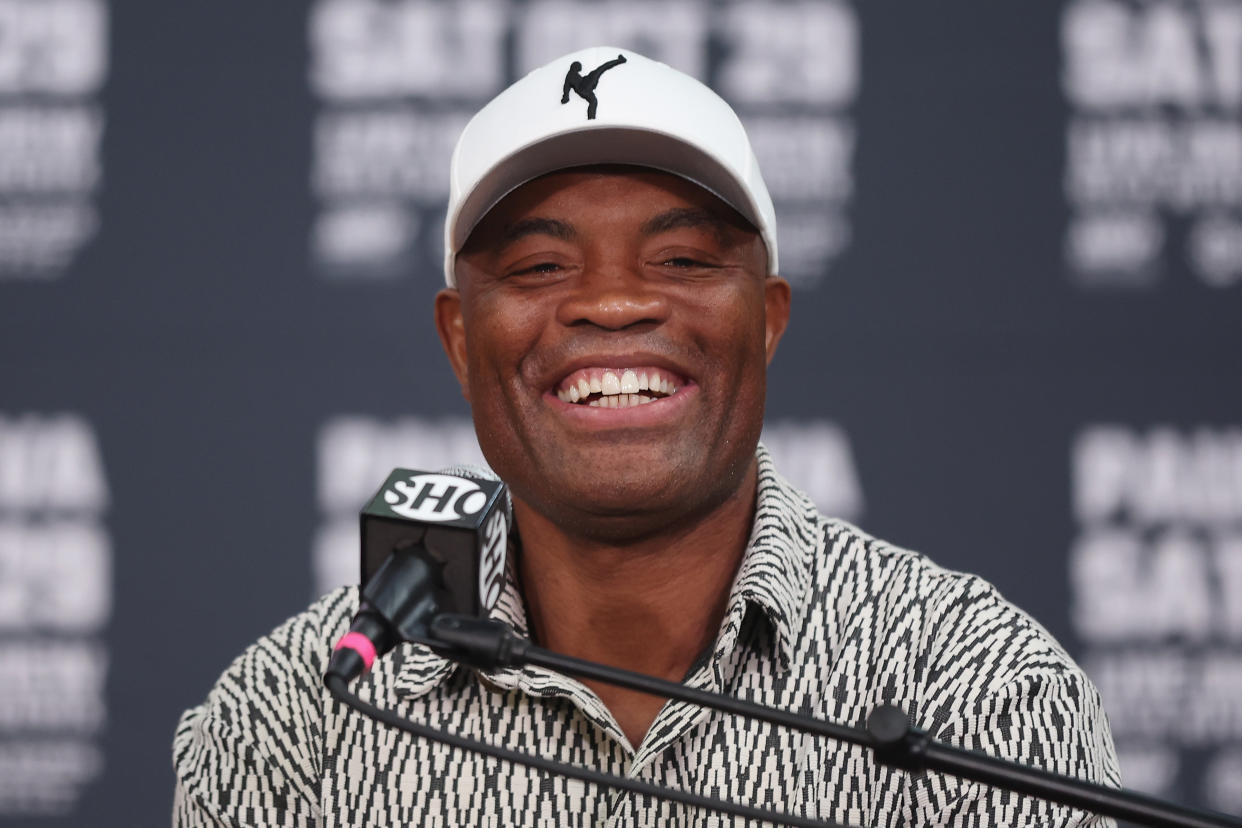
[434,288,470,401]
[763,276,791,364]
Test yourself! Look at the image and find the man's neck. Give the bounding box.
[509,460,758,747]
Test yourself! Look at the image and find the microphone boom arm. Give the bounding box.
[427,614,1242,828]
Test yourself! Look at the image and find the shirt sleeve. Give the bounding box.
[901,576,1123,827]
[171,587,356,828]
[907,670,1122,827]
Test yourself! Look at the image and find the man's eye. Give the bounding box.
[512,262,562,276]
[662,257,706,268]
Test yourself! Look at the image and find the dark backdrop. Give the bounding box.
[1,0,1240,824]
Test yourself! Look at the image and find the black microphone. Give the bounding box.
[326,466,510,683]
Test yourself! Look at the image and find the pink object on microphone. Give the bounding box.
[334,632,377,672]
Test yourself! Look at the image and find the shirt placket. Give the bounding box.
[481,660,642,827]
[601,679,719,826]
[599,607,753,827]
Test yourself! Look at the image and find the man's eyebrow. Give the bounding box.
[500,217,577,246]
[640,207,734,246]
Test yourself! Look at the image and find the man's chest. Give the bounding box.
[319,674,906,828]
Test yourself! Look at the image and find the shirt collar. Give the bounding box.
[723,443,816,671]
[393,443,816,698]
[391,555,529,699]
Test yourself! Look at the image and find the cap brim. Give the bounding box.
[449,125,769,263]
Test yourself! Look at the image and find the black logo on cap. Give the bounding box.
[561,54,627,120]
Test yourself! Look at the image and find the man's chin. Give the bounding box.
[523,432,688,482]
[515,458,754,543]
[557,469,686,515]
[528,495,696,545]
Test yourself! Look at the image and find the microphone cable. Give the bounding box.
[323,672,853,828]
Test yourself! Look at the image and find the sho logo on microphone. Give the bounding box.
[382,473,489,522]
[478,508,507,611]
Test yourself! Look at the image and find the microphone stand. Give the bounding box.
[427,614,1242,828]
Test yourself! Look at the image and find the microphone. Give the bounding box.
[326,466,509,683]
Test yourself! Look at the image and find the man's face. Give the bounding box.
[436,167,790,540]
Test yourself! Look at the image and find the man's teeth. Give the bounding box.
[587,394,654,408]
[556,368,680,405]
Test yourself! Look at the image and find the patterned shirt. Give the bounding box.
[172,447,1121,827]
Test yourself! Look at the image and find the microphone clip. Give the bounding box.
[866,705,932,773]
[429,614,530,672]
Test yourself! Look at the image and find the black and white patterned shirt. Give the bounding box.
[173,448,1121,827]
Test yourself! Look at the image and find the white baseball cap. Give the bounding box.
[443,46,778,286]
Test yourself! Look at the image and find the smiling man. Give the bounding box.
[439,165,786,749]
[173,48,1120,827]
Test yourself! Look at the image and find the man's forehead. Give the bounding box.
[467,165,759,249]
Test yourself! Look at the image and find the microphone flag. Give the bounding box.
[360,468,509,619]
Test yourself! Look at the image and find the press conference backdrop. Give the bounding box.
[0,1,1239,824]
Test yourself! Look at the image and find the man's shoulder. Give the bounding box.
[807,516,1085,692]
[227,585,359,673]
[815,517,1022,612]
[172,586,360,824]
[183,584,359,713]
[757,448,1012,614]
[758,451,1080,680]
[795,511,1123,799]
[276,585,360,650]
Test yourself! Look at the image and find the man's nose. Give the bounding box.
[555,262,669,330]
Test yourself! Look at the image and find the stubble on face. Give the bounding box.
[437,167,789,544]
